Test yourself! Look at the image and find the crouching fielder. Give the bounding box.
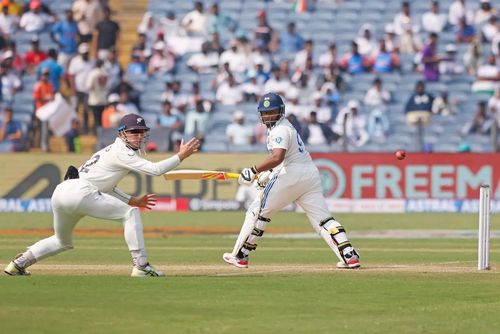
[4,114,200,277]
[223,93,360,269]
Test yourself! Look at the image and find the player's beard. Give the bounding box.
[120,132,149,155]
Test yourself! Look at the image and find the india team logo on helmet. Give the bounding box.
[258,92,285,128]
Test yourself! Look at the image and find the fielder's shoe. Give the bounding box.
[131,263,165,277]
[4,261,31,276]
[336,251,361,269]
[222,253,248,268]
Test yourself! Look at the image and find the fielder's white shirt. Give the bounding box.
[78,137,180,197]
[267,118,311,168]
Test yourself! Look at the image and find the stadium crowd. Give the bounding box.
[0,0,499,153]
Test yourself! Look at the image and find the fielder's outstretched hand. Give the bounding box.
[177,138,201,161]
[129,193,157,210]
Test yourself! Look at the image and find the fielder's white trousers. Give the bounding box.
[28,179,146,261]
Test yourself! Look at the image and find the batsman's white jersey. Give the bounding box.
[259,118,329,224]
[27,138,181,262]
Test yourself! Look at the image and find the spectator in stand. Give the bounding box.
[207,2,237,35]
[19,0,53,33]
[110,79,140,109]
[147,40,176,76]
[421,32,441,82]
[184,99,209,143]
[51,9,79,70]
[355,24,377,56]
[187,41,219,74]
[158,99,183,132]
[263,66,291,99]
[333,100,369,147]
[249,41,272,73]
[64,118,80,153]
[216,73,243,106]
[0,106,23,151]
[367,108,390,143]
[137,12,158,52]
[481,15,498,43]
[252,62,270,85]
[181,1,207,35]
[364,77,391,107]
[318,42,337,69]
[131,32,148,59]
[285,87,309,121]
[488,89,500,133]
[219,39,248,74]
[254,122,267,144]
[475,0,497,26]
[311,91,333,124]
[159,10,184,38]
[242,71,263,102]
[0,4,18,40]
[279,22,304,54]
[2,0,22,16]
[439,44,464,75]
[33,67,54,110]
[301,111,337,146]
[405,80,434,126]
[86,59,108,133]
[421,1,447,34]
[0,61,20,104]
[226,110,254,146]
[339,41,370,75]
[101,93,124,128]
[72,0,103,43]
[464,38,482,75]
[126,51,146,76]
[208,32,224,55]
[37,48,63,92]
[293,39,313,71]
[103,47,122,90]
[162,80,188,113]
[461,101,492,135]
[471,53,500,96]
[291,56,317,89]
[186,82,212,112]
[383,24,400,53]
[393,1,419,36]
[253,9,278,52]
[24,35,47,74]
[448,0,474,27]
[370,39,401,73]
[68,43,94,133]
[432,91,458,116]
[117,91,139,115]
[3,41,23,75]
[455,17,476,43]
[93,6,120,60]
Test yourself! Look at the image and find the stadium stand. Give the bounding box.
[0,0,499,153]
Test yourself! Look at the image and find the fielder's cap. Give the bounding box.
[117,113,150,132]
[78,43,89,54]
[347,100,359,109]
[107,93,120,104]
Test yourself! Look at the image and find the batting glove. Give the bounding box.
[255,169,273,190]
[239,166,258,185]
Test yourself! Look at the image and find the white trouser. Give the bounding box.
[28,179,146,261]
[232,164,349,262]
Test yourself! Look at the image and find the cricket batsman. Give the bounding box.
[223,93,360,269]
[4,114,200,277]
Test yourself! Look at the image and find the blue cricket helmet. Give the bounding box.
[257,92,285,127]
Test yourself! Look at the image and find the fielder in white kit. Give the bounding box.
[4,114,200,277]
[223,93,360,269]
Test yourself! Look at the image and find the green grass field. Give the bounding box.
[0,212,499,334]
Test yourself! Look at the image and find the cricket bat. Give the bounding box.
[163,169,240,181]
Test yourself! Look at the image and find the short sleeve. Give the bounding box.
[268,126,289,150]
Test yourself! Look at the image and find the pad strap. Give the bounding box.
[258,215,271,222]
[252,227,264,237]
[242,241,257,251]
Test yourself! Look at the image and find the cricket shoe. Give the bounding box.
[131,263,165,277]
[4,261,31,276]
[222,253,248,268]
[336,251,361,269]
